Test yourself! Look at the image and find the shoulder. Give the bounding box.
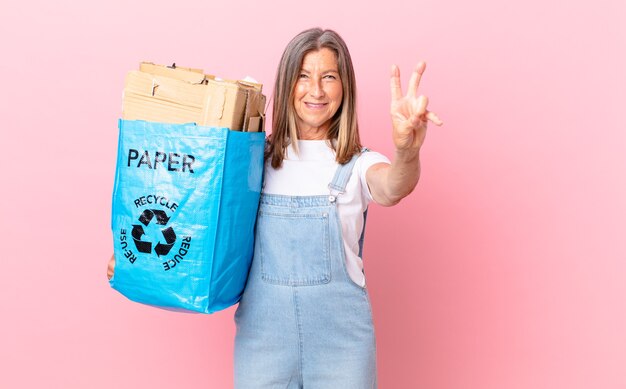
[352,149,390,203]
[355,149,390,173]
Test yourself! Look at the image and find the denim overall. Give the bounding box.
[234,152,377,388]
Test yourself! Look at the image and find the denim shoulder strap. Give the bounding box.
[328,148,370,258]
[328,148,369,196]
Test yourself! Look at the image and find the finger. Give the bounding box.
[409,95,429,125]
[407,61,426,98]
[390,64,402,101]
[426,111,443,126]
[411,95,429,116]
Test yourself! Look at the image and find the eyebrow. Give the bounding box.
[299,68,340,74]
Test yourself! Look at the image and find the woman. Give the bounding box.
[232,28,441,388]
[107,27,441,388]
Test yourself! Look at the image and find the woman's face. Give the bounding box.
[293,48,343,139]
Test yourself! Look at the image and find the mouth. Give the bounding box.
[304,102,328,109]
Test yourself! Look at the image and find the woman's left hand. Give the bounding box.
[390,62,443,152]
[366,62,443,206]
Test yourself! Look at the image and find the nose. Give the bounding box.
[308,78,325,98]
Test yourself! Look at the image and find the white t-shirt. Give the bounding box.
[263,140,390,287]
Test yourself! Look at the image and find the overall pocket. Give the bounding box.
[258,210,331,286]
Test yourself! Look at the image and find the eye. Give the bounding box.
[298,73,309,79]
[323,74,338,80]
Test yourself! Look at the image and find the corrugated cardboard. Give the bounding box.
[139,62,205,84]
[122,62,265,131]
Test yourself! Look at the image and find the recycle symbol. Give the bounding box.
[131,209,177,257]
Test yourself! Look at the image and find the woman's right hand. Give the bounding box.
[107,254,115,280]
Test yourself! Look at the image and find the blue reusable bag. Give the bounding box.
[110,119,265,313]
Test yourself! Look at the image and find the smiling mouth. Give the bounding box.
[304,102,327,109]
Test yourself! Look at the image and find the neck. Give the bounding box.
[297,124,329,140]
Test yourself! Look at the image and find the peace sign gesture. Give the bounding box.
[390,62,442,152]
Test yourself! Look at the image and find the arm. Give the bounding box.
[107,254,115,280]
[367,62,442,206]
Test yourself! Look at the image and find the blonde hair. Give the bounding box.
[267,28,362,168]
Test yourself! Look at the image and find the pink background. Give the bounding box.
[1,0,624,388]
